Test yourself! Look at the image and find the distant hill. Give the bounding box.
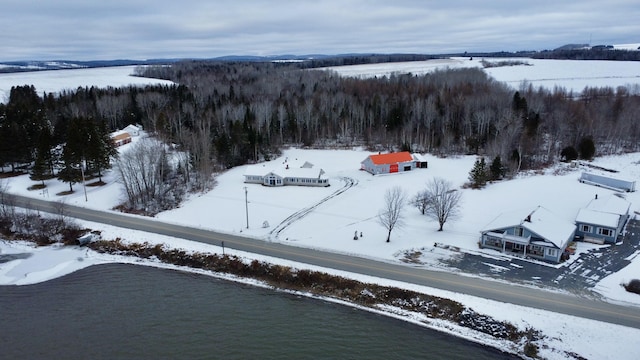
[554,44,590,51]
[0,59,178,73]
[2,45,639,74]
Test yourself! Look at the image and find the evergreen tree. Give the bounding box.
[57,147,82,192]
[560,146,579,162]
[4,85,45,167]
[86,120,117,182]
[57,117,87,191]
[578,137,596,160]
[468,157,488,188]
[30,130,54,186]
[489,155,505,181]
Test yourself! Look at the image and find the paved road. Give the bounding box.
[3,193,640,329]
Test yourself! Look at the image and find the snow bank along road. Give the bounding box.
[4,193,640,329]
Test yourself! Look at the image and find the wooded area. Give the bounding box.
[1,59,639,211]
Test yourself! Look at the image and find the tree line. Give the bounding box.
[1,59,639,210]
[0,85,116,193]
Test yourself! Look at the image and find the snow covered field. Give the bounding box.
[324,57,640,94]
[3,140,640,359]
[2,60,640,358]
[0,66,174,103]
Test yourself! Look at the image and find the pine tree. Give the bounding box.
[86,120,117,182]
[468,157,488,188]
[57,117,86,192]
[489,155,505,181]
[578,137,596,160]
[30,130,54,186]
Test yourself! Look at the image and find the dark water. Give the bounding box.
[0,263,516,359]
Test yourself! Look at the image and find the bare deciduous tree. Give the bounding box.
[425,177,462,231]
[377,186,406,242]
[412,189,429,215]
[116,138,171,213]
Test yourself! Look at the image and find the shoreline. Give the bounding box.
[0,239,524,357]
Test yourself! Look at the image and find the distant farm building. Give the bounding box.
[110,124,142,147]
[575,194,631,244]
[122,124,141,137]
[579,172,636,192]
[244,159,329,187]
[361,151,427,175]
[110,131,132,147]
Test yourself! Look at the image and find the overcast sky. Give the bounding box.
[3,0,639,61]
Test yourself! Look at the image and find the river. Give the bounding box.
[0,263,516,359]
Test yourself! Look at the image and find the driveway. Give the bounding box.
[442,219,640,298]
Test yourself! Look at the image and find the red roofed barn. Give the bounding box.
[361,151,424,175]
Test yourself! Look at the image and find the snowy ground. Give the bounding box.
[3,140,640,359]
[3,138,639,303]
[2,61,640,358]
[2,216,639,360]
[0,66,174,103]
[323,57,640,94]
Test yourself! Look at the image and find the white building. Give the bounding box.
[244,159,329,187]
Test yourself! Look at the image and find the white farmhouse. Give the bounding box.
[244,158,329,187]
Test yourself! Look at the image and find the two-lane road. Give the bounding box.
[4,193,640,329]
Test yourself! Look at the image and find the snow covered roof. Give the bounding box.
[412,153,428,162]
[123,124,141,135]
[110,130,131,141]
[575,208,619,228]
[365,151,413,165]
[481,206,575,248]
[244,160,327,179]
[585,195,630,216]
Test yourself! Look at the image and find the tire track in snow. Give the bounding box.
[268,177,357,241]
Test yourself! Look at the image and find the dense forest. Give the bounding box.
[1,58,639,212]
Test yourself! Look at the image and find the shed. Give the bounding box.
[360,151,416,175]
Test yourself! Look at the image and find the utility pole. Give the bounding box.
[244,186,249,229]
[80,159,88,202]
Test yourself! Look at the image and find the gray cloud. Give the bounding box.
[2,0,639,60]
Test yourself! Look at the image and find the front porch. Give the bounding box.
[482,232,547,260]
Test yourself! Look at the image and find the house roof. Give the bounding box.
[366,151,414,165]
[585,195,630,216]
[110,131,131,141]
[412,153,428,162]
[575,208,619,228]
[244,160,327,179]
[123,124,141,134]
[481,206,575,248]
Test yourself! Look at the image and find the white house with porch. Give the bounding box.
[244,159,329,187]
[479,206,576,263]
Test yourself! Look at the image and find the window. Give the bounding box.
[598,228,613,237]
[529,245,544,256]
[515,227,524,237]
[580,224,592,233]
[484,235,502,248]
[547,248,557,257]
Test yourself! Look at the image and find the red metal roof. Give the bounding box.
[368,151,413,165]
